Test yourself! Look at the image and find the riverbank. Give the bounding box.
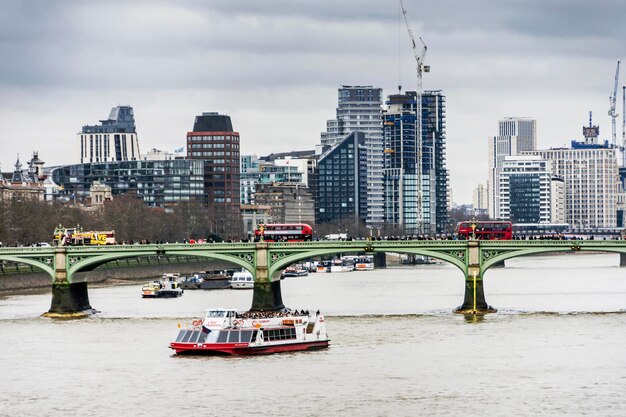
[0,260,233,295]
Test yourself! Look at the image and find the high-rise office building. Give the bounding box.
[186,112,241,212]
[421,90,450,234]
[78,106,141,164]
[488,117,537,218]
[382,92,420,233]
[321,86,384,226]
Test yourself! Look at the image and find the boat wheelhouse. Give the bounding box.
[169,308,330,355]
[230,270,254,289]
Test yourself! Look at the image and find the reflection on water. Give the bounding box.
[1,253,626,416]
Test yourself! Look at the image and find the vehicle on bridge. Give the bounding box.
[254,223,313,242]
[169,308,329,355]
[53,225,116,246]
[457,221,513,240]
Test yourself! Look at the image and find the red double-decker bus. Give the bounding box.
[457,221,513,240]
[254,223,313,242]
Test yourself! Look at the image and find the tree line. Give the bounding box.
[0,194,243,246]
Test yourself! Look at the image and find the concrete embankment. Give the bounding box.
[0,260,233,293]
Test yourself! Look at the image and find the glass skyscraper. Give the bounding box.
[321,86,384,226]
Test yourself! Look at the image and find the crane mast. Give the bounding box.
[609,60,620,147]
[400,0,429,232]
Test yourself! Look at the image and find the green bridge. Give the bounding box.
[1,239,625,317]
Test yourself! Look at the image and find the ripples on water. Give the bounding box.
[1,253,626,416]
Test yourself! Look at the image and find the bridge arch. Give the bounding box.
[480,244,626,274]
[267,245,468,279]
[0,254,55,278]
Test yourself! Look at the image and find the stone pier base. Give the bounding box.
[42,281,97,318]
[250,280,285,312]
[454,278,497,314]
[620,253,626,267]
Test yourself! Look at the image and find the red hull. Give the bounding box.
[170,340,329,355]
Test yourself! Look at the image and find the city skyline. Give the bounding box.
[1,0,624,202]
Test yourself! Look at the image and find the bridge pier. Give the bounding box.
[454,242,497,314]
[620,253,626,267]
[251,279,285,312]
[42,248,97,318]
[250,243,285,311]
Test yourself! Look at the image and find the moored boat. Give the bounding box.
[354,255,374,271]
[283,265,309,277]
[230,270,254,289]
[169,308,330,355]
[141,273,184,298]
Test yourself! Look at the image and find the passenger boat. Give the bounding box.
[169,308,330,355]
[141,273,184,298]
[230,270,254,289]
[354,255,374,271]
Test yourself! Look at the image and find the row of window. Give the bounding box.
[187,135,239,142]
[189,143,239,149]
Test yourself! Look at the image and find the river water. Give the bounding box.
[1,253,626,416]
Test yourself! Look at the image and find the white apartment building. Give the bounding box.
[525,145,619,229]
[498,155,556,224]
[78,106,141,163]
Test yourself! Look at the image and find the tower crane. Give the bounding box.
[608,60,620,146]
[400,0,429,232]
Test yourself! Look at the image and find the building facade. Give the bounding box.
[321,86,384,226]
[78,106,141,164]
[488,117,537,218]
[253,183,315,225]
[382,92,420,233]
[421,90,450,234]
[525,141,619,229]
[314,132,368,226]
[498,155,554,224]
[50,159,205,208]
[186,112,241,213]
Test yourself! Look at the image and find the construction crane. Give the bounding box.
[400,0,429,232]
[608,60,620,146]
[622,85,626,167]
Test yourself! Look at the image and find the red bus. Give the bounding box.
[254,223,313,242]
[457,221,513,240]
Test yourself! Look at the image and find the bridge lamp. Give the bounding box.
[470,222,477,240]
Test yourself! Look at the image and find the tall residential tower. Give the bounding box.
[78,105,141,164]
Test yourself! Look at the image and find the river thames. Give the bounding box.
[1,253,626,416]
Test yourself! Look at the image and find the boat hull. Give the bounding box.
[170,340,330,355]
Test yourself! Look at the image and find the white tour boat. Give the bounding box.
[230,270,254,289]
[169,308,330,355]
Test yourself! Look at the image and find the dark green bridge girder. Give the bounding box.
[1,239,625,316]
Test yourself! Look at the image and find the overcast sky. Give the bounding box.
[1,0,624,202]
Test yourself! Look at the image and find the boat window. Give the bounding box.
[251,330,258,341]
[240,330,253,342]
[217,331,228,343]
[246,277,252,281]
[175,330,186,343]
[181,330,194,343]
[207,311,226,318]
[188,330,200,343]
[227,331,239,343]
[197,331,207,343]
